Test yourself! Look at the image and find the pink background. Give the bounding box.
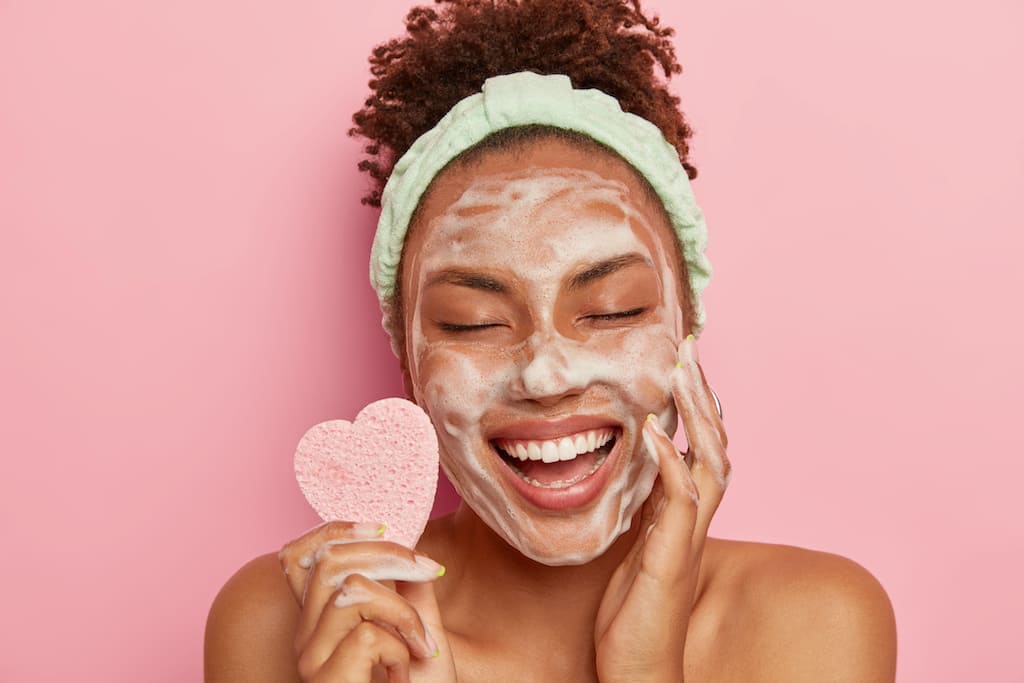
[2,1,1021,680]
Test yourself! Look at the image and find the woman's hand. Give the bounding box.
[278,522,458,683]
[594,335,731,683]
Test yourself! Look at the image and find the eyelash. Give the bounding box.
[438,308,647,333]
[586,307,647,321]
[438,322,503,333]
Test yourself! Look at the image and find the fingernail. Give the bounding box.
[401,625,439,659]
[349,522,387,538]
[415,555,446,577]
[645,414,666,437]
[676,335,696,367]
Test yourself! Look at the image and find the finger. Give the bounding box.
[310,621,411,683]
[643,417,700,524]
[641,415,700,562]
[279,521,386,602]
[396,575,447,660]
[336,575,437,659]
[643,414,699,507]
[297,542,445,651]
[637,476,664,537]
[671,365,728,490]
[677,336,728,450]
[601,482,661,614]
[698,367,728,449]
[298,574,436,675]
[673,337,731,541]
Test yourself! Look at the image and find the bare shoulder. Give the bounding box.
[204,553,301,682]
[698,539,897,682]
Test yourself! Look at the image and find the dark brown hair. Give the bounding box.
[351,0,700,367]
[350,0,697,207]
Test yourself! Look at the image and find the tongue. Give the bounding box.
[515,450,599,485]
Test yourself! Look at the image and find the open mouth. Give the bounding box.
[491,428,620,490]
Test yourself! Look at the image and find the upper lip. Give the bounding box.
[487,415,621,442]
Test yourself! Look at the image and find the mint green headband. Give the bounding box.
[370,71,712,334]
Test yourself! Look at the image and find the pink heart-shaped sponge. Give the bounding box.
[294,398,439,549]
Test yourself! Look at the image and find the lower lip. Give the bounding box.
[494,434,622,511]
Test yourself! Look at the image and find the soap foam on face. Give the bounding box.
[403,168,684,565]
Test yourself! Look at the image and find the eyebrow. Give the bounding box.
[424,269,509,293]
[567,253,651,292]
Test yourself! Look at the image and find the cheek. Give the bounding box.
[592,326,679,403]
[415,346,499,440]
[631,371,672,408]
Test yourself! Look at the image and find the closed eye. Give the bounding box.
[437,322,505,333]
[586,307,647,321]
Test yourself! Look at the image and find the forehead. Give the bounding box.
[402,137,678,280]
[422,169,652,266]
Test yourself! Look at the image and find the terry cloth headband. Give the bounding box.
[370,70,712,334]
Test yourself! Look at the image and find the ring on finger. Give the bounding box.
[710,386,723,420]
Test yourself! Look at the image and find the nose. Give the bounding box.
[508,332,589,405]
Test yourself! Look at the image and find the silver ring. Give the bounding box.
[710,386,723,420]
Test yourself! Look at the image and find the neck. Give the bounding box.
[425,503,641,671]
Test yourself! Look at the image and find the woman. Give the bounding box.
[206,2,896,680]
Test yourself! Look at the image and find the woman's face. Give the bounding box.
[400,138,687,565]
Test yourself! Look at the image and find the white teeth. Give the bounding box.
[527,442,542,461]
[557,438,576,461]
[495,427,617,463]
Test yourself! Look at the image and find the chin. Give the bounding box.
[443,430,661,567]
[511,522,631,567]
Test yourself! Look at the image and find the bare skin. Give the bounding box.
[205,139,897,682]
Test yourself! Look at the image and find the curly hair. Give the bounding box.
[350,0,697,207]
